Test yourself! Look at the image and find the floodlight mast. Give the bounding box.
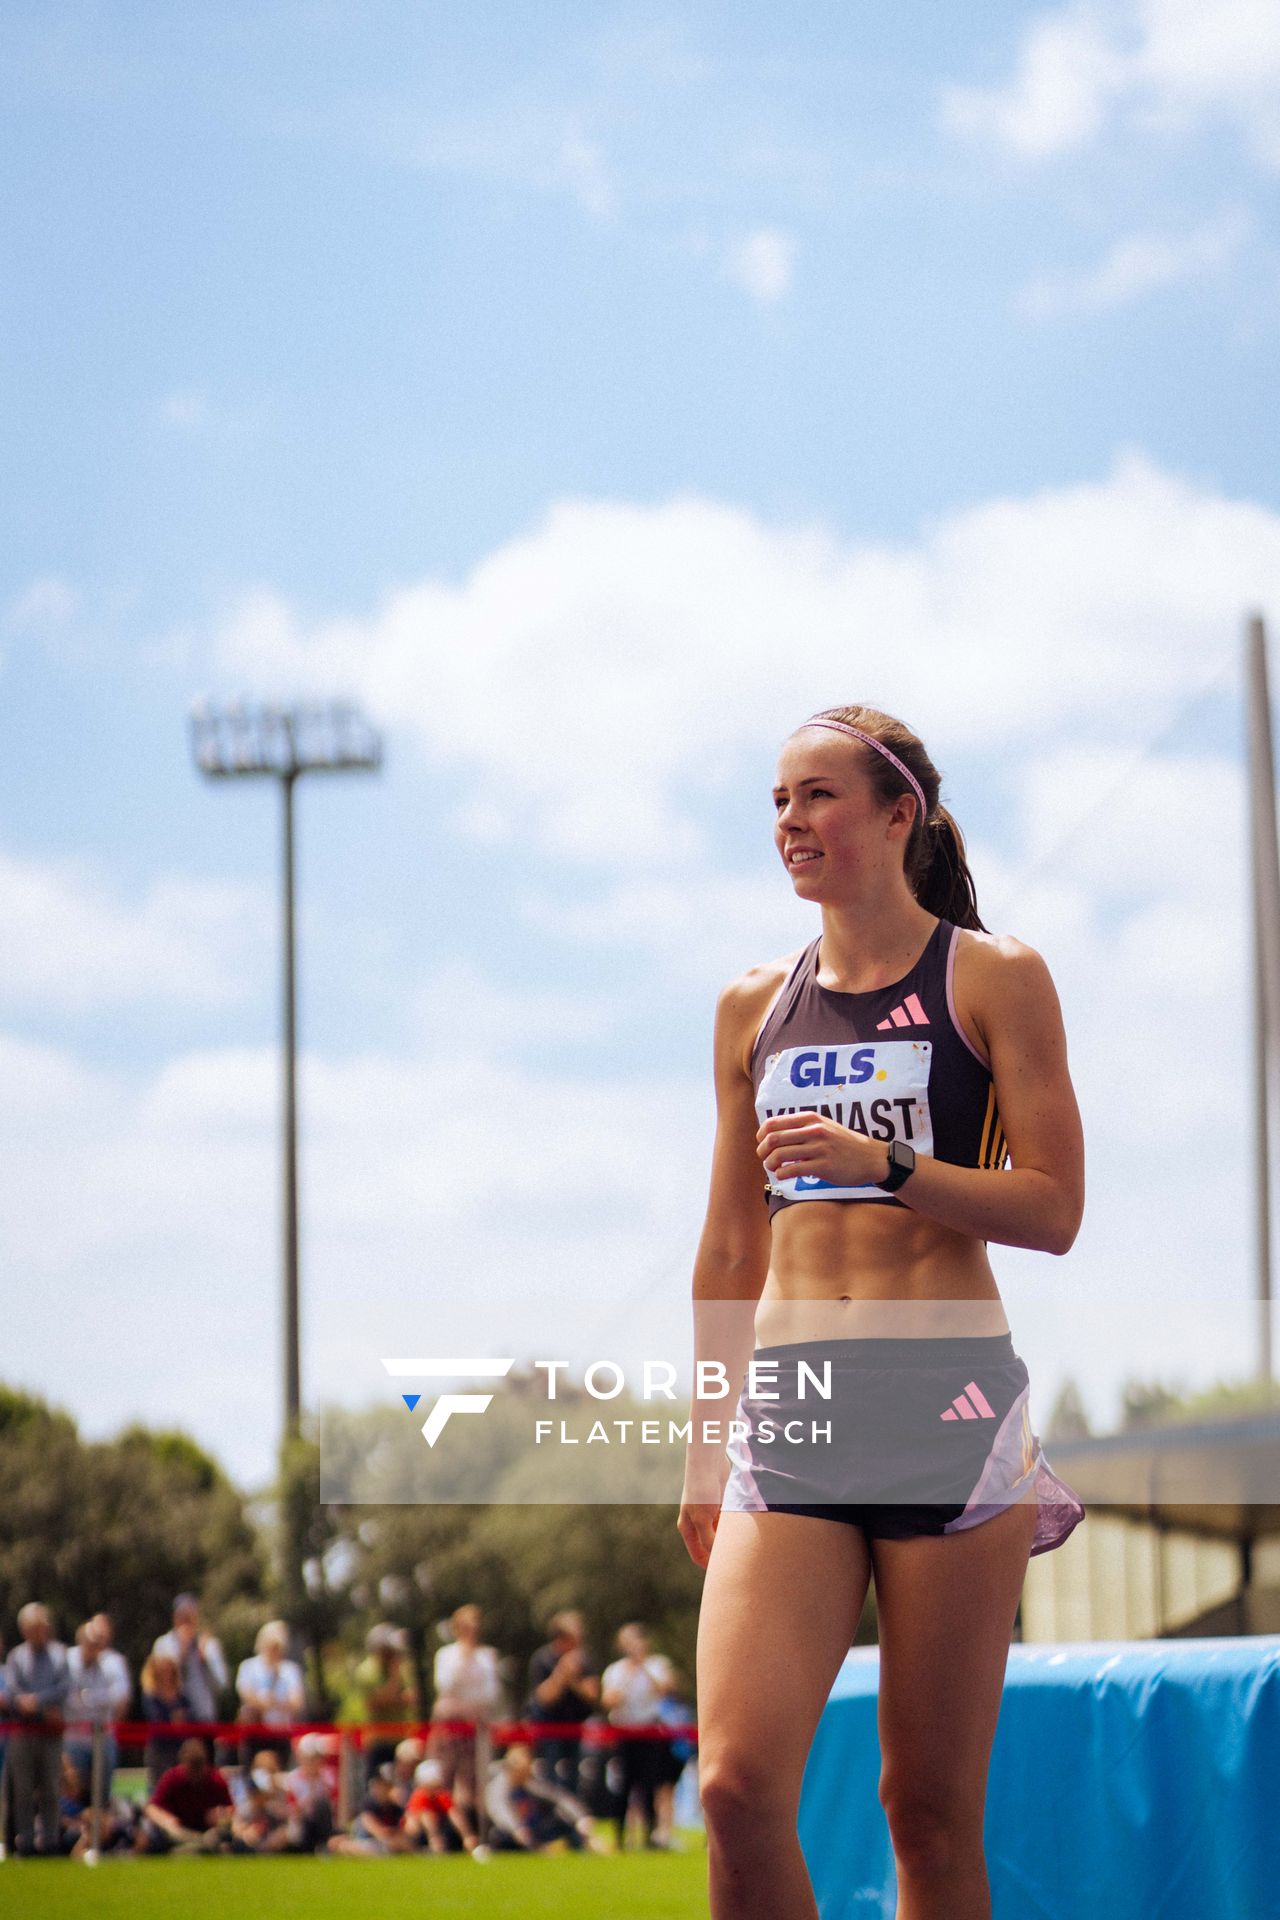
[189,698,382,1608]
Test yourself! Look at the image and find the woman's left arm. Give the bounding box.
[895,937,1084,1253]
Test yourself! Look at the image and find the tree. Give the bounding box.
[0,1386,265,1696]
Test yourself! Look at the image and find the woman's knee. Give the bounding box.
[878,1775,983,1876]
[699,1754,795,1834]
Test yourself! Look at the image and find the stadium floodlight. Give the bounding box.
[189,695,383,1614]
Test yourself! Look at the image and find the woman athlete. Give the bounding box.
[678,705,1086,1920]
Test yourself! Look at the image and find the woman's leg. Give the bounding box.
[697,1510,873,1920]
[871,1491,1038,1920]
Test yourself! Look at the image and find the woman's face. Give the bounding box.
[772,732,882,893]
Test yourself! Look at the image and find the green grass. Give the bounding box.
[0,1843,709,1919]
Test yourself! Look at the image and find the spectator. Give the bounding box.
[57,1752,88,1857]
[4,1602,70,1856]
[284,1732,335,1853]
[235,1620,305,1764]
[56,1749,136,1859]
[384,1734,425,1813]
[152,1593,227,1758]
[65,1619,119,1802]
[0,1631,10,1849]
[402,1753,477,1854]
[431,1603,502,1824]
[484,1741,601,1853]
[353,1623,417,1776]
[230,1748,292,1853]
[328,1767,413,1856]
[137,1736,234,1854]
[525,1608,600,1801]
[651,1680,696,1848]
[87,1613,132,1724]
[601,1621,678,1852]
[139,1649,189,1787]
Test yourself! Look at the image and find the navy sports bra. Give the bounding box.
[750,917,1008,1216]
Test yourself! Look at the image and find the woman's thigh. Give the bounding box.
[870,1490,1038,1817]
[697,1510,873,1800]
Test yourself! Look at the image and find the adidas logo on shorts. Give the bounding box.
[940,1381,996,1421]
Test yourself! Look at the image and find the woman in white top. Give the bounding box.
[430,1603,503,1824]
[601,1623,677,1852]
[235,1621,305,1762]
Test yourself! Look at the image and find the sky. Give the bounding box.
[3,1,1280,1491]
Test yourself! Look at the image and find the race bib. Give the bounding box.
[756,1039,933,1202]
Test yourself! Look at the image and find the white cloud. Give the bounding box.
[208,451,1280,875]
[723,226,795,303]
[942,0,1280,168]
[556,126,616,219]
[410,102,619,221]
[0,846,267,1015]
[942,5,1126,158]
[1018,206,1252,315]
[5,576,78,631]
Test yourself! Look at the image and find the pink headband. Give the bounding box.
[799,716,928,824]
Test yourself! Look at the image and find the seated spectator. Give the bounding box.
[57,1751,136,1859]
[235,1621,305,1765]
[285,1731,336,1853]
[484,1742,603,1854]
[383,1734,425,1813]
[137,1737,234,1854]
[57,1752,88,1856]
[403,1754,481,1855]
[328,1769,413,1857]
[140,1650,189,1787]
[230,1750,292,1854]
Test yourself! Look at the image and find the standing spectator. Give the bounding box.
[484,1742,601,1853]
[139,1649,189,1787]
[235,1620,305,1764]
[601,1622,678,1852]
[284,1732,335,1853]
[137,1737,234,1853]
[353,1623,417,1777]
[87,1614,131,1723]
[4,1603,69,1856]
[65,1620,119,1802]
[651,1679,697,1847]
[0,1632,10,1850]
[525,1608,600,1801]
[431,1604,502,1827]
[152,1593,227,1758]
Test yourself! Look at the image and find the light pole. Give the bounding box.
[190,698,383,1606]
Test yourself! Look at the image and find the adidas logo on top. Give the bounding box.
[876,993,929,1031]
[940,1381,996,1422]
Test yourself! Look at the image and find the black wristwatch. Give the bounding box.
[877,1139,916,1192]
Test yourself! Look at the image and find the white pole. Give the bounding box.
[1246,611,1277,1386]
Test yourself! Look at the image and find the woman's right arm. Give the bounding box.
[676,967,778,1568]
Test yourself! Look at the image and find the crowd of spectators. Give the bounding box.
[0,1592,696,1860]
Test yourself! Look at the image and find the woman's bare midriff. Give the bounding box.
[754,1196,1010,1347]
